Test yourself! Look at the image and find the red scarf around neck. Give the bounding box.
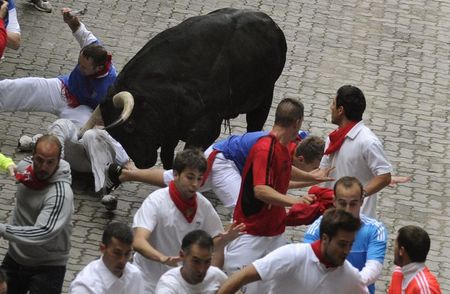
[200,150,220,187]
[15,165,49,190]
[311,240,335,268]
[324,121,358,155]
[169,181,197,223]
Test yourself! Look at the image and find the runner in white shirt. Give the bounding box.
[320,85,392,218]
[155,230,228,294]
[217,209,368,294]
[132,149,244,293]
[70,222,145,294]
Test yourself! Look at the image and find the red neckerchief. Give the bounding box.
[324,121,359,155]
[15,165,50,190]
[311,240,335,268]
[62,84,80,108]
[88,53,112,78]
[200,149,219,187]
[169,181,197,223]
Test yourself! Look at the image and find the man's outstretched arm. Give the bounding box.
[62,8,97,48]
[217,265,261,294]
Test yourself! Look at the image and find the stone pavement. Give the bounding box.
[0,0,449,292]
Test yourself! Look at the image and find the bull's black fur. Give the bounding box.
[101,8,287,169]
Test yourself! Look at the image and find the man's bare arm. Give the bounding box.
[364,173,391,197]
[254,185,315,207]
[291,166,334,182]
[217,265,261,294]
[133,227,181,266]
[212,222,246,269]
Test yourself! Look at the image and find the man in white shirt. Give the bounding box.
[70,222,145,294]
[132,149,244,293]
[156,230,227,293]
[217,208,368,294]
[320,85,392,218]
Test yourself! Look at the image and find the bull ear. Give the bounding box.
[104,91,135,131]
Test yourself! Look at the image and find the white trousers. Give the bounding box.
[223,234,287,294]
[0,77,92,127]
[163,146,242,208]
[48,119,130,192]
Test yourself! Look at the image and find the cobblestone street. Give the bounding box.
[0,0,449,292]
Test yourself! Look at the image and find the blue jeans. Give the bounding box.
[1,254,66,294]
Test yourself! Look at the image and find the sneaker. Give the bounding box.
[17,134,43,152]
[101,194,118,211]
[104,163,123,194]
[31,0,52,13]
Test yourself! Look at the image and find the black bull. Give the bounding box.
[101,8,287,169]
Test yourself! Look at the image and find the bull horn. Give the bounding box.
[104,91,135,131]
[78,106,103,138]
[78,91,134,138]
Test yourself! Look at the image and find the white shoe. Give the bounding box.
[31,0,52,13]
[101,194,118,211]
[17,134,43,152]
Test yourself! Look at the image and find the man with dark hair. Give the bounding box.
[388,226,441,294]
[0,135,74,294]
[70,222,145,294]
[304,176,387,293]
[132,149,244,293]
[0,8,116,128]
[222,98,321,294]
[320,85,392,218]
[155,230,228,293]
[217,209,367,294]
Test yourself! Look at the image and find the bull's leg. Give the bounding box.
[160,141,179,170]
[245,89,274,131]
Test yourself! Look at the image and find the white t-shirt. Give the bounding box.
[133,187,224,291]
[320,121,392,217]
[155,266,227,293]
[253,243,369,294]
[69,258,145,294]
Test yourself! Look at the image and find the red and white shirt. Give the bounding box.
[388,263,441,294]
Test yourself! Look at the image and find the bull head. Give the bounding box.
[79,91,135,137]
